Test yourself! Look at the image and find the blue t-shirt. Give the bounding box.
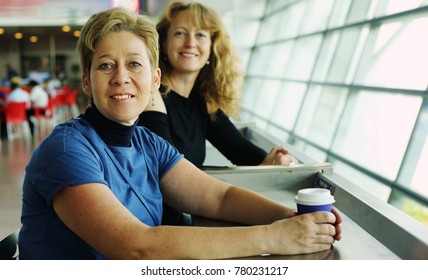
[19,117,183,259]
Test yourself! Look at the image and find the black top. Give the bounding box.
[138,88,268,225]
[83,105,136,147]
[138,88,267,168]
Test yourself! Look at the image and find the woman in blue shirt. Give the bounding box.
[19,7,341,260]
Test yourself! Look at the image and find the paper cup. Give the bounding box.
[295,188,335,214]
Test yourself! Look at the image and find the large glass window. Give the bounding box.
[355,17,428,90]
[294,86,349,148]
[376,0,427,17]
[283,35,323,80]
[269,82,307,131]
[398,102,428,197]
[322,28,368,83]
[299,0,336,34]
[238,0,428,224]
[332,91,422,180]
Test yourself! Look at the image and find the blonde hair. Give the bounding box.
[157,1,243,118]
[77,7,159,78]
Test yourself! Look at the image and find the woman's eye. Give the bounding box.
[174,31,185,36]
[128,62,143,72]
[129,62,142,68]
[99,63,113,71]
[196,33,207,38]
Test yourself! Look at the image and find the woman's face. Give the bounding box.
[165,10,212,76]
[82,31,160,126]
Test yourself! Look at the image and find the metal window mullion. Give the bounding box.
[254,5,428,48]
[244,75,426,97]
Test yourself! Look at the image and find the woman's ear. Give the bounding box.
[81,73,92,97]
[151,68,161,91]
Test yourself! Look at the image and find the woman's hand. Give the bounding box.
[260,146,299,166]
[331,208,342,241]
[286,208,342,241]
[265,211,340,255]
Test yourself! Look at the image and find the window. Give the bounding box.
[234,0,428,224]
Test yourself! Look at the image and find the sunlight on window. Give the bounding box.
[362,18,428,90]
[334,92,422,180]
[270,82,307,130]
[380,0,426,16]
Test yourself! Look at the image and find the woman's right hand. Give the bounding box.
[266,211,338,255]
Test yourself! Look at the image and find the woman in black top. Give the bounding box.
[138,1,298,224]
[141,86,269,168]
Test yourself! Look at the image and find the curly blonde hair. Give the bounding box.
[157,1,244,118]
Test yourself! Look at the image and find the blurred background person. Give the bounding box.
[6,64,18,81]
[3,76,30,108]
[0,77,30,139]
[27,80,49,135]
[41,78,57,100]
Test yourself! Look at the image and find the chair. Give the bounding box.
[64,89,80,117]
[1,101,31,141]
[0,230,19,260]
[32,96,58,138]
[56,89,79,122]
[62,84,71,95]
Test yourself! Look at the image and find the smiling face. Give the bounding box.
[165,9,212,76]
[82,31,160,126]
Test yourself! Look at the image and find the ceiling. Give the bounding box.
[0,0,234,45]
[0,0,168,26]
[0,0,171,45]
[0,0,233,26]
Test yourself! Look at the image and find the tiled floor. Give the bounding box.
[0,137,38,240]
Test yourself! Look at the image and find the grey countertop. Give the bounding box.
[204,164,428,260]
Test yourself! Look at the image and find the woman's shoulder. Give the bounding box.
[133,125,183,165]
[134,125,165,145]
[36,118,97,155]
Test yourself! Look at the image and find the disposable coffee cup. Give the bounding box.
[295,188,335,214]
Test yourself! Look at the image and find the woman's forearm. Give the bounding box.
[216,186,292,225]
[132,225,269,260]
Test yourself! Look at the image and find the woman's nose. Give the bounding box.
[184,34,196,47]
[111,66,130,85]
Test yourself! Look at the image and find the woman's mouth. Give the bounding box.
[111,94,133,100]
[180,52,198,58]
